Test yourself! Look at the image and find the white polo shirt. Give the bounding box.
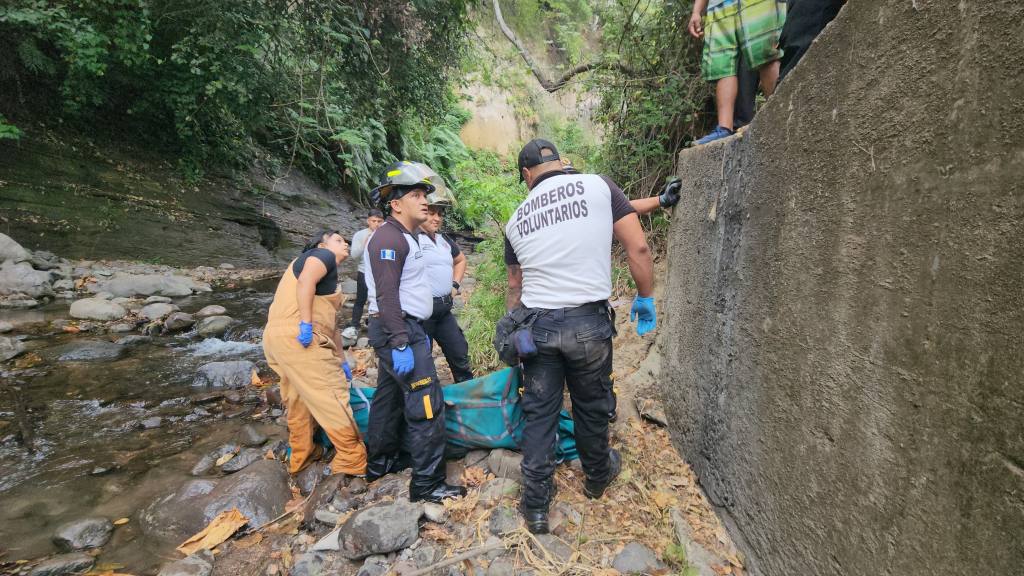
[420,232,461,297]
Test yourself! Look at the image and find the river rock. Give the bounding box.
[145,295,173,304]
[338,500,424,559]
[141,302,179,320]
[0,335,26,362]
[0,320,12,333]
[115,335,151,347]
[69,298,126,321]
[139,479,219,541]
[0,233,29,263]
[141,417,163,429]
[220,447,264,473]
[193,360,255,389]
[356,556,390,576]
[612,543,666,574]
[487,505,520,536]
[52,279,74,291]
[46,340,126,362]
[341,279,358,295]
[52,517,113,551]
[239,424,268,447]
[487,449,523,482]
[0,260,54,298]
[164,312,196,332]
[93,274,210,298]
[28,553,95,576]
[201,460,290,530]
[195,315,235,337]
[291,552,325,576]
[478,478,520,506]
[109,323,135,333]
[195,305,227,318]
[29,250,61,270]
[156,554,213,576]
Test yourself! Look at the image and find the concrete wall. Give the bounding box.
[660,1,1023,575]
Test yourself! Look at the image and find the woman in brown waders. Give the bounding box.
[263,230,367,477]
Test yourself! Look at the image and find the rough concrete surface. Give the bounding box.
[661,2,1023,575]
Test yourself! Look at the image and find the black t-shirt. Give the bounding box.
[292,248,338,295]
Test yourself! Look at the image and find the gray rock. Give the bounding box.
[290,552,324,576]
[487,506,520,536]
[338,500,424,559]
[141,417,163,429]
[93,291,115,300]
[239,424,268,447]
[200,460,290,527]
[52,517,113,551]
[193,360,255,389]
[0,297,40,309]
[191,455,217,476]
[294,461,327,495]
[487,449,523,482]
[0,335,26,362]
[530,535,573,563]
[220,447,264,473]
[611,543,666,575]
[195,305,227,318]
[356,556,390,576]
[164,312,196,332]
[30,251,61,270]
[356,337,369,348]
[478,478,520,506]
[115,335,151,347]
[156,554,213,576]
[341,279,358,295]
[28,553,95,576]
[0,233,30,263]
[219,263,235,270]
[314,508,341,526]
[69,298,126,321]
[366,472,410,501]
[195,315,235,338]
[0,320,12,333]
[93,274,201,298]
[0,260,54,298]
[145,295,173,304]
[464,449,490,470]
[45,340,125,362]
[52,279,75,291]
[141,302,179,320]
[139,479,219,541]
[486,557,516,576]
[109,322,135,333]
[409,543,439,568]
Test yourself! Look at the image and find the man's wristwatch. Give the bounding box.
[452,280,461,293]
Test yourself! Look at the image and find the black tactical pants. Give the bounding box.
[519,303,614,512]
[423,295,474,383]
[366,317,447,498]
[349,272,368,328]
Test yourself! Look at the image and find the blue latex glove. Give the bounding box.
[297,321,314,347]
[630,296,657,336]
[392,346,415,376]
[341,360,353,382]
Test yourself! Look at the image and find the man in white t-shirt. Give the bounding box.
[504,139,656,534]
[344,209,384,338]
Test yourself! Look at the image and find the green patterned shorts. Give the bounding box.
[702,0,787,81]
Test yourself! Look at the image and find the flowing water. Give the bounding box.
[0,279,283,568]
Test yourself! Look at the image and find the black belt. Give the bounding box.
[433,295,453,305]
[551,300,609,318]
[369,312,424,323]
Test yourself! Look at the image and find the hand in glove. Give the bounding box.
[341,360,353,382]
[392,346,415,376]
[630,296,657,336]
[659,177,682,208]
[297,321,314,347]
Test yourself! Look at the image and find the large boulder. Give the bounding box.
[0,335,26,362]
[193,360,255,389]
[0,260,53,298]
[219,447,264,473]
[338,500,423,559]
[141,302,179,320]
[0,233,30,263]
[52,517,113,551]
[200,460,290,530]
[69,298,127,321]
[139,479,219,542]
[91,274,209,298]
[28,553,95,576]
[195,315,235,338]
[44,340,126,362]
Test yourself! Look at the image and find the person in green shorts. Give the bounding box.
[689,0,787,145]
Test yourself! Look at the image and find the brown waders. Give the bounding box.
[262,264,367,476]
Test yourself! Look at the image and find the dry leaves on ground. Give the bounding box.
[177,508,249,556]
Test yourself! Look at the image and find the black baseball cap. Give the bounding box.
[517,139,561,182]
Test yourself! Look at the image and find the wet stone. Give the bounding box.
[157,554,213,576]
[0,335,26,362]
[220,447,264,473]
[193,360,255,389]
[141,416,163,430]
[109,323,135,333]
[294,461,327,495]
[338,500,424,559]
[0,320,12,333]
[69,298,126,321]
[115,335,151,347]
[52,517,113,551]
[46,340,125,362]
[195,315,235,338]
[290,552,325,576]
[145,295,173,304]
[239,424,268,447]
[195,305,227,318]
[164,312,196,332]
[28,553,95,576]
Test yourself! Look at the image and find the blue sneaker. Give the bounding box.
[693,125,735,146]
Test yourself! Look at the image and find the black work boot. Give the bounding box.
[519,504,549,534]
[583,448,622,499]
[410,482,467,503]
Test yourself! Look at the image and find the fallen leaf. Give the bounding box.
[235,533,264,549]
[461,466,491,487]
[62,325,81,334]
[177,508,248,556]
[113,518,130,526]
[652,491,675,509]
[251,369,262,387]
[215,452,235,466]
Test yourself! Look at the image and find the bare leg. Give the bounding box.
[715,75,739,130]
[758,59,781,97]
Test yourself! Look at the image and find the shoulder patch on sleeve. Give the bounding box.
[380,249,396,261]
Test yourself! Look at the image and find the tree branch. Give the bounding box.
[491,0,635,92]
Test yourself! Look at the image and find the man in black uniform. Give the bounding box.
[504,139,656,533]
[363,161,466,503]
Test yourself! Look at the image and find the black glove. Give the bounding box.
[659,177,682,208]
